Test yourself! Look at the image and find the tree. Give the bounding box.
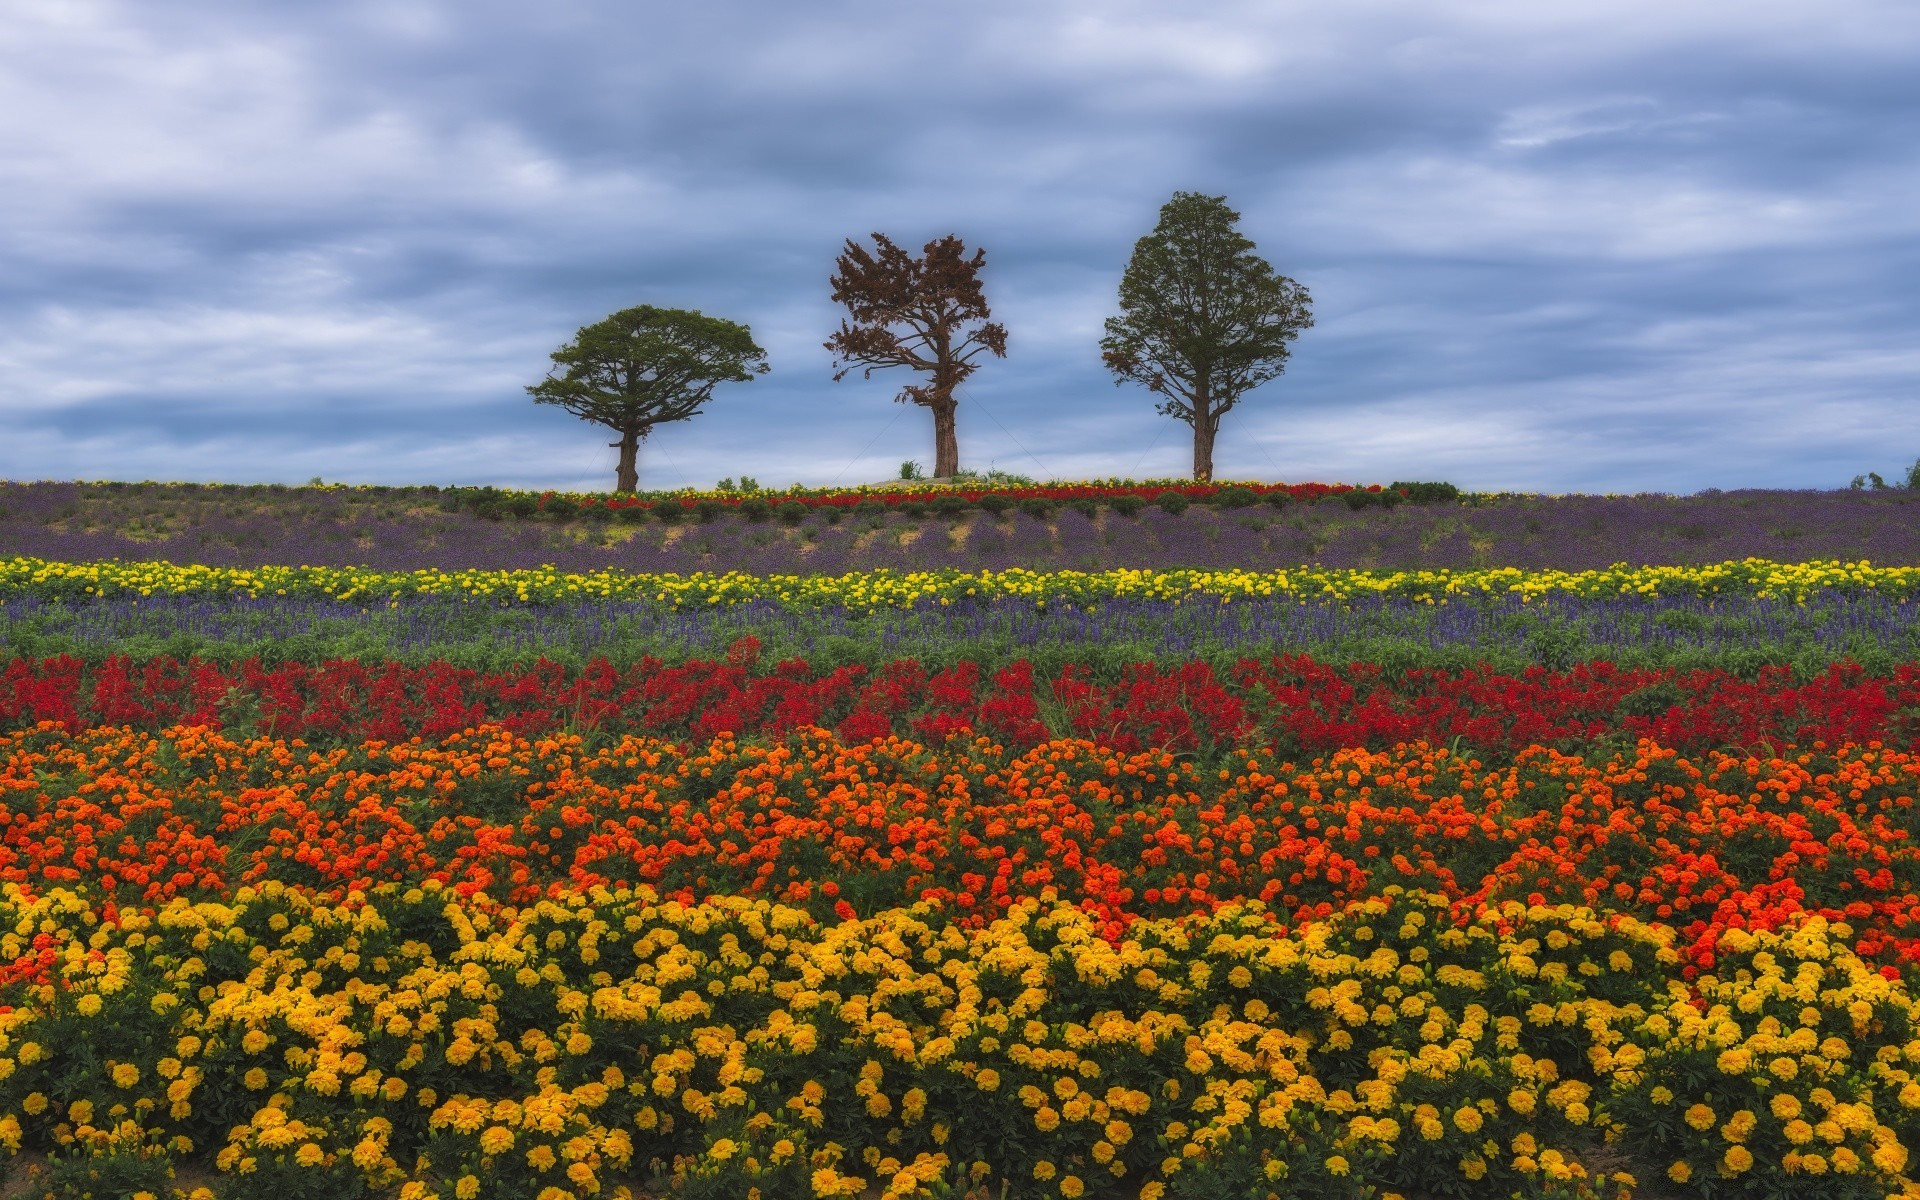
[1100,192,1313,482]
[825,233,1008,480]
[528,305,768,493]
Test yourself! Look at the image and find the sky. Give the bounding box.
[2,0,1917,496]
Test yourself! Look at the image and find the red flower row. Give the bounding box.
[4,648,1919,759]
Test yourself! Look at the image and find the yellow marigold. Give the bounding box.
[528,1145,557,1171]
[1060,1177,1084,1197]
[1326,1156,1350,1176]
[1772,1094,1803,1120]
[111,1063,140,1089]
[1033,1161,1057,1181]
[1452,1107,1483,1133]
[1668,1161,1692,1183]
[480,1126,515,1156]
[1684,1103,1716,1131]
[454,1178,479,1200]
[294,1143,325,1168]
[709,1139,738,1162]
[76,994,103,1017]
[1722,1146,1753,1173]
[1035,1107,1060,1132]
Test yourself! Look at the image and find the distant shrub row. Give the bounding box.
[458,479,1463,524]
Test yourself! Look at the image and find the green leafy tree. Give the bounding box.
[528,305,768,493]
[1100,191,1313,482]
[825,233,1008,480]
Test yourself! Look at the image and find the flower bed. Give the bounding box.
[8,556,1920,611]
[4,880,1920,1199]
[4,720,1920,975]
[5,651,1919,761]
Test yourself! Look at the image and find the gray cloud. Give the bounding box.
[1,0,1916,495]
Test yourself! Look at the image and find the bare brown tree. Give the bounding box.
[825,233,1008,480]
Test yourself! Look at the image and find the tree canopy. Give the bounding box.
[1100,192,1312,482]
[825,233,1007,480]
[528,305,768,493]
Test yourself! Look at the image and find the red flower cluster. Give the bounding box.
[5,650,1918,760]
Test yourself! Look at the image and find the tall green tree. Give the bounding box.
[1100,192,1313,482]
[825,232,1008,480]
[528,305,768,493]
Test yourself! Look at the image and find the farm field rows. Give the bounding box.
[4,482,1920,1199]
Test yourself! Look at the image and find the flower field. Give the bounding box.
[5,482,1920,1198]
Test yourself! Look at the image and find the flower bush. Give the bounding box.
[3,720,1920,973]
[8,880,1920,1198]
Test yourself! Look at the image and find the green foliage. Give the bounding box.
[897,499,929,518]
[1213,485,1258,508]
[736,497,772,522]
[613,502,650,525]
[1109,494,1147,517]
[526,305,768,432]
[899,459,926,481]
[1018,497,1053,518]
[1100,191,1314,435]
[931,495,969,517]
[1390,481,1462,504]
[950,465,1038,487]
[775,500,810,525]
[1155,490,1191,514]
[978,494,1012,516]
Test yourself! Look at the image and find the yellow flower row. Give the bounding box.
[2,555,1914,611]
[4,883,1920,1199]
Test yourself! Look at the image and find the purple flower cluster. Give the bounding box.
[7,589,1917,672]
[3,481,1919,573]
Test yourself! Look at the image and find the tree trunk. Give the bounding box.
[611,427,647,493]
[932,398,960,479]
[1192,379,1215,483]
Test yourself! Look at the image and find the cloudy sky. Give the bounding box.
[3,0,1916,495]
